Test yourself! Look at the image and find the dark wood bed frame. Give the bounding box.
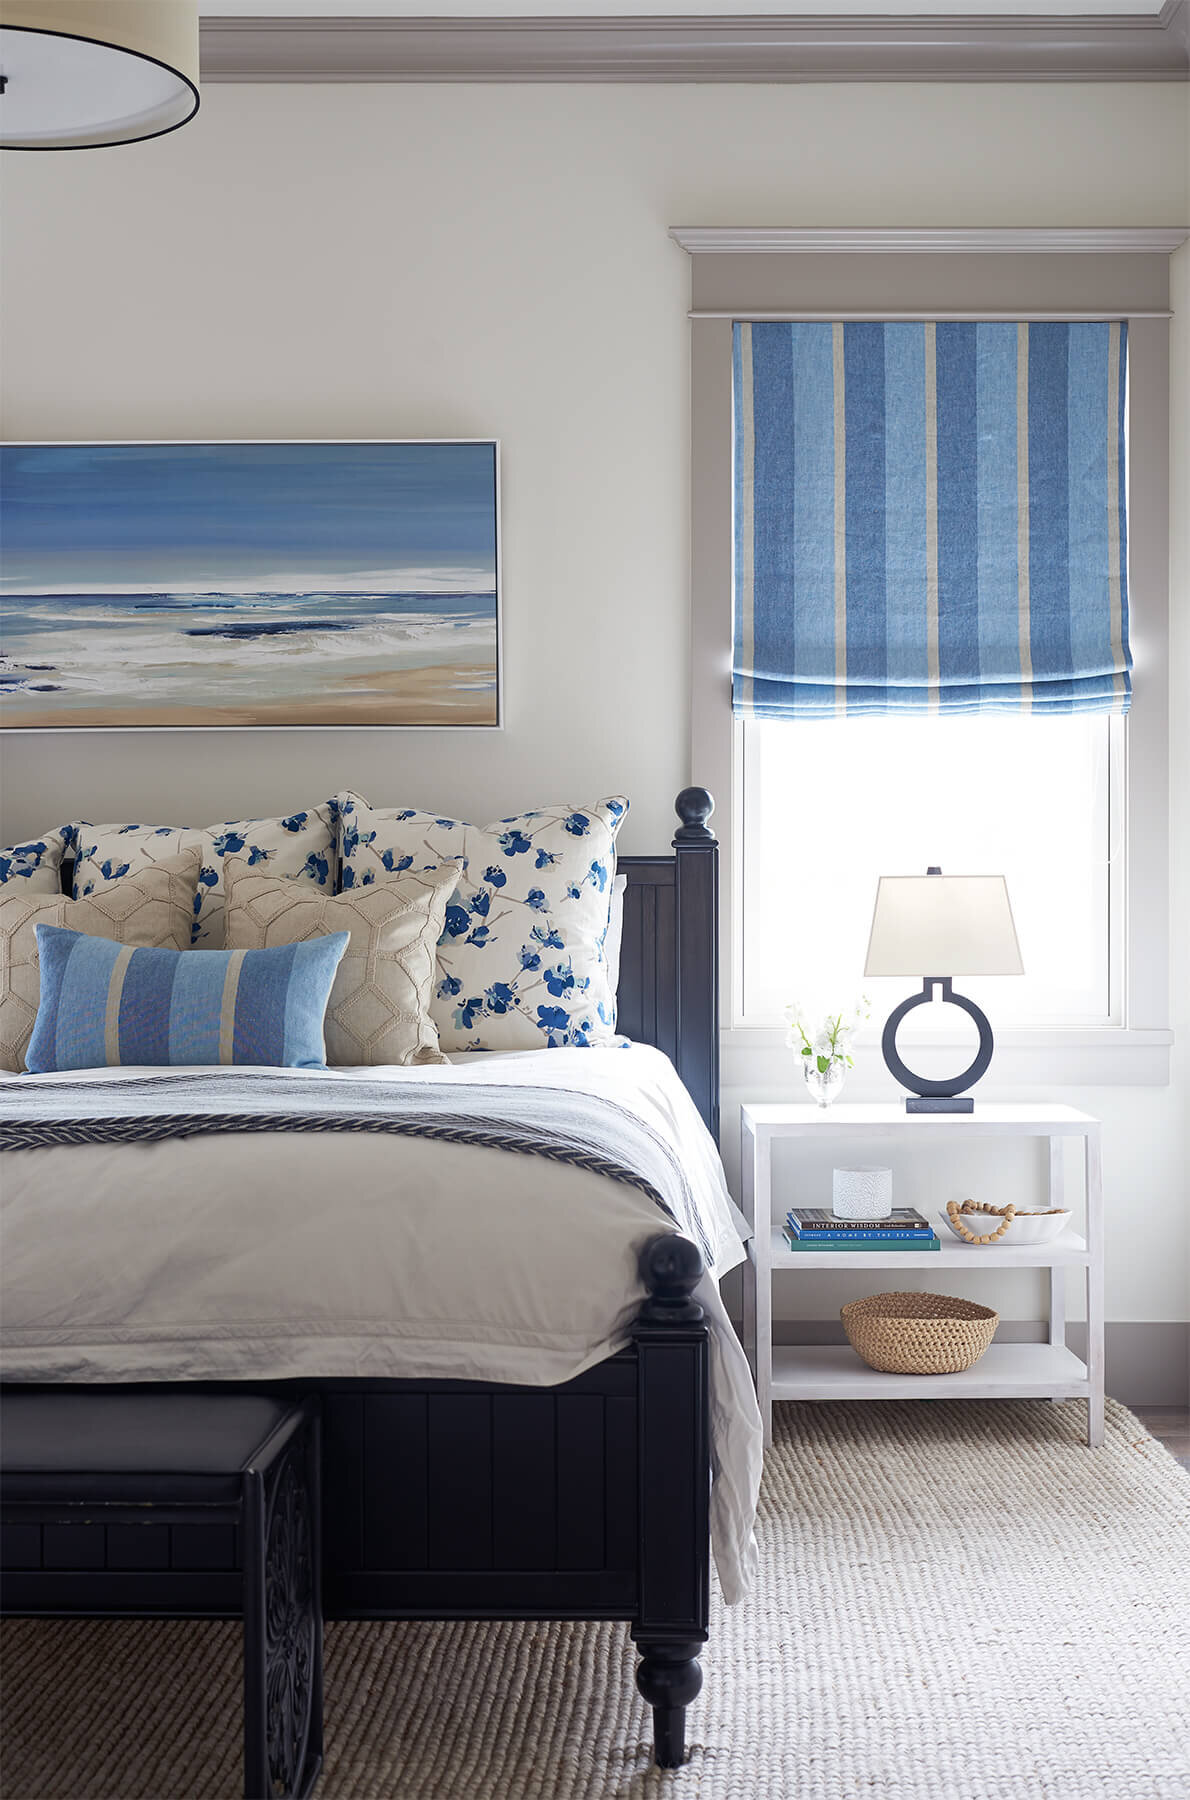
[0,788,722,1770]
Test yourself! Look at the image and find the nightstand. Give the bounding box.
[739,1103,1104,1447]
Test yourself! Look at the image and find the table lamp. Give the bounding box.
[864,869,1023,1113]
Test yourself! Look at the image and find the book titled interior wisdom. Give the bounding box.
[789,1208,931,1233]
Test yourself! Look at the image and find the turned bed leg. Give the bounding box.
[632,1235,710,1768]
[635,1638,704,1767]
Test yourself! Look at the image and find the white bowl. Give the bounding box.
[940,1207,1073,1246]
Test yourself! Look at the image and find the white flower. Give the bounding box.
[786,998,865,1067]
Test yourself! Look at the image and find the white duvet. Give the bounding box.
[0,1044,761,1601]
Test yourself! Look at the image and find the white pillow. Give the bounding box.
[605,872,628,1003]
[70,805,336,947]
[1,824,77,895]
[224,857,459,1068]
[1,850,201,1073]
[336,792,628,1051]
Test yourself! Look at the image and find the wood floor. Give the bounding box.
[1135,1408,1190,1470]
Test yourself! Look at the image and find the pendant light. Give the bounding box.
[0,1,199,150]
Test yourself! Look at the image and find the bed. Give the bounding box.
[0,789,761,1773]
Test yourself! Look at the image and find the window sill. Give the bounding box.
[722,1026,1173,1091]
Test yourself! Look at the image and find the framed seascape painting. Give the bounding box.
[0,440,501,730]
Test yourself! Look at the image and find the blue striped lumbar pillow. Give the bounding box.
[25,925,349,1073]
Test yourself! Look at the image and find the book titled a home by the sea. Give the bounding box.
[782,1224,941,1253]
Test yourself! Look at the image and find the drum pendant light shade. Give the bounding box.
[0,1,199,149]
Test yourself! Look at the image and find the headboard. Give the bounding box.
[615,789,720,1140]
[55,787,722,1140]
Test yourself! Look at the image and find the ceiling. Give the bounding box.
[202,2,1171,15]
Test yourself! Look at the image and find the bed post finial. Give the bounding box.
[673,787,715,843]
[671,789,719,1140]
[638,1233,705,1326]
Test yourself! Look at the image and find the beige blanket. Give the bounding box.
[0,1044,761,1601]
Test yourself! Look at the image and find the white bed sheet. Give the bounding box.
[0,1044,761,1601]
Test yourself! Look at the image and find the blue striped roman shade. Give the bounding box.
[25,926,349,1073]
[733,321,1130,717]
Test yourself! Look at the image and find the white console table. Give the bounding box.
[739,1103,1104,1448]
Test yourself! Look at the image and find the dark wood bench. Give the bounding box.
[0,1390,323,1799]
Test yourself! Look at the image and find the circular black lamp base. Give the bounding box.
[881,977,994,1113]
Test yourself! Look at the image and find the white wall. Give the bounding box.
[1,80,1186,1342]
[2,82,1186,855]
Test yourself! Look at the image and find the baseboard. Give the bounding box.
[750,1319,1189,1407]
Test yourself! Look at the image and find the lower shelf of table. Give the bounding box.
[771,1341,1090,1401]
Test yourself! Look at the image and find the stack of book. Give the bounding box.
[783,1207,941,1252]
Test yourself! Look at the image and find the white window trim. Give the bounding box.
[683,230,1177,1089]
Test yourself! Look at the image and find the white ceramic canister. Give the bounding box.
[832,1165,893,1221]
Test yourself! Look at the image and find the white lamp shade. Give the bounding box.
[0,1,199,149]
[864,874,1024,978]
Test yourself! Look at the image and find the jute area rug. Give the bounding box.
[2,1398,1188,1800]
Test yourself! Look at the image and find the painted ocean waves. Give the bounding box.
[0,442,500,729]
[1,588,498,726]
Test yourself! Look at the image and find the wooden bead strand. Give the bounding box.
[946,1198,1071,1245]
[945,1199,1018,1245]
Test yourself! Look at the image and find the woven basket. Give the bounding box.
[841,1291,998,1375]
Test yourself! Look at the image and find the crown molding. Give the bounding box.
[200,6,1190,84]
[670,227,1190,255]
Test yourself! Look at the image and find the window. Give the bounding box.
[738,710,1119,1029]
[681,237,1172,1076]
[726,310,1142,1046]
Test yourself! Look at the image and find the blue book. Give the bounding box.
[782,1226,941,1253]
[786,1219,929,1242]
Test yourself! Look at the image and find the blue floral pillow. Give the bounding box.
[0,824,77,894]
[69,805,337,948]
[335,793,628,1052]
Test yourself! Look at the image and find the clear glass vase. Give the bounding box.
[803,1059,847,1108]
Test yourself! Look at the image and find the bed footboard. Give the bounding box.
[0,1234,712,1769]
[321,1231,711,1766]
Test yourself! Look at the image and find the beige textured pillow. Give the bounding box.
[224,859,459,1067]
[0,850,201,1073]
